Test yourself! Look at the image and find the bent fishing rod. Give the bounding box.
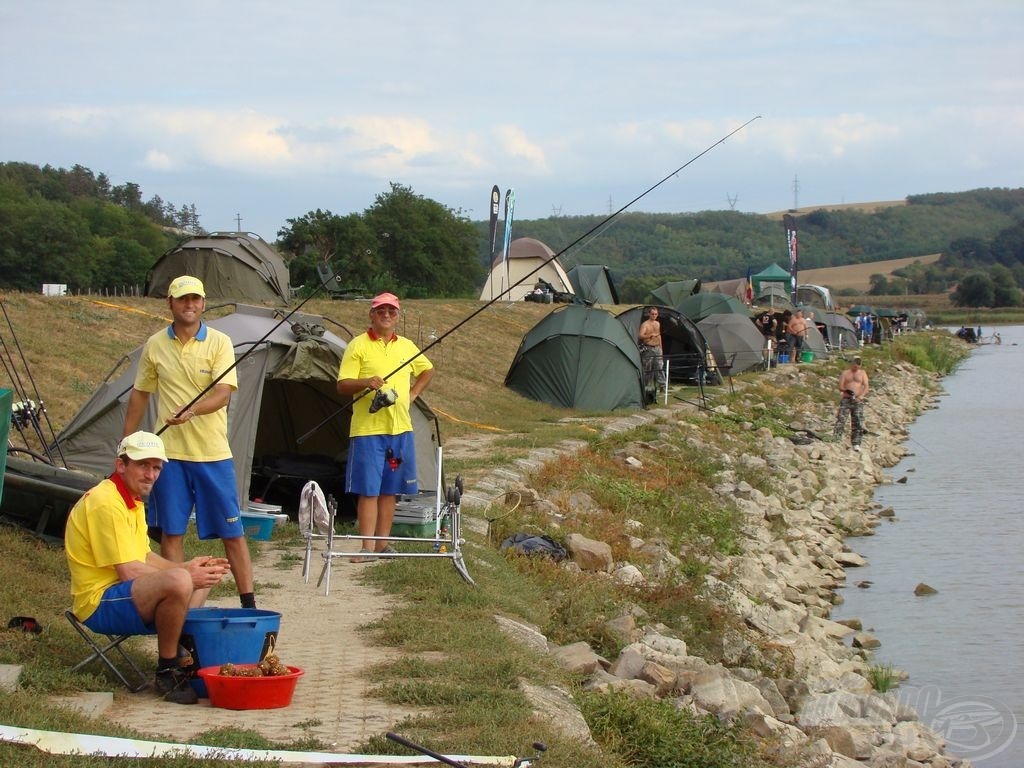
[297,115,762,443]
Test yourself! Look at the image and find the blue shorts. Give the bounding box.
[346,432,419,497]
[83,580,156,636]
[148,459,244,540]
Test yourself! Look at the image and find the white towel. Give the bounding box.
[298,480,331,536]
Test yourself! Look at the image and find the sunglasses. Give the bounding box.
[372,307,399,316]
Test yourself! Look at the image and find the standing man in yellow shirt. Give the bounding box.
[123,275,256,608]
[337,292,434,562]
[65,431,229,704]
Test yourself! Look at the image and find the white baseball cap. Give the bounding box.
[117,431,168,461]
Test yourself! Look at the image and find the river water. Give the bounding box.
[832,325,1023,766]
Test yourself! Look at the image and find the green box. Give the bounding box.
[391,521,437,539]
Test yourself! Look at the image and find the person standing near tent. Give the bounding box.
[638,306,664,394]
[337,292,434,562]
[122,275,257,610]
[786,309,808,361]
[65,431,230,704]
[833,356,870,451]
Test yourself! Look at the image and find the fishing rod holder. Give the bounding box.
[316,447,475,591]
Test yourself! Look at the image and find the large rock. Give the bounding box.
[564,533,613,572]
[518,679,596,745]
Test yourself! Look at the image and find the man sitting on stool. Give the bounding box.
[65,431,229,704]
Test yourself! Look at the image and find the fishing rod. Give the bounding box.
[298,115,763,443]
[0,302,65,465]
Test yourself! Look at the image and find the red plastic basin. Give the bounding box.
[196,665,304,710]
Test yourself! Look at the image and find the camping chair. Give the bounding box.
[64,610,150,692]
[298,480,334,582]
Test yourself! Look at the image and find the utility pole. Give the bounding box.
[791,175,800,212]
[726,193,738,210]
[235,213,243,231]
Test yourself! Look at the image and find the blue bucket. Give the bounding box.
[180,608,281,697]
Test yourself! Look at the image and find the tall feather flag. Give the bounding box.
[488,185,501,299]
[783,214,799,303]
[488,185,501,260]
[501,188,516,300]
[745,266,754,305]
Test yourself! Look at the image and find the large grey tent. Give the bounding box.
[567,265,619,305]
[54,305,440,512]
[505,305,643,410]
[146,232,291,305]
[697,314,766,375]
[823,312,858,351]
[615,306,718,384]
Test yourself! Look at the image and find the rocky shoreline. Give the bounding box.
[463,356,970,768]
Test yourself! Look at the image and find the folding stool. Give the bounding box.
[64,610,150,692]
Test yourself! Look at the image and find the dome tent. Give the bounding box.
[566,264,619,305]
[505,305,643,410]
[146,232,291,305]
[479,237,573,302]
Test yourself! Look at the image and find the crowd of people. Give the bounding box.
[66,276,432,704]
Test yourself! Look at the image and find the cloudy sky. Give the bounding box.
[2,1,1021,240]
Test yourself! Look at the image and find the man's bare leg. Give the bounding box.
[222,535,254,595]
[373,494,397,553]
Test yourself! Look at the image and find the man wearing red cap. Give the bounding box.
[337,292,434,561]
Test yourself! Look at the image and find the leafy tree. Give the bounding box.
[363,183,482,297]
[989,264,1021,307]
[868,274,889,295]
[951,271,995,307]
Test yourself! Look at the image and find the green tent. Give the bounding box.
[566,265,619,305]
[646,279,701,307]
[505,305,643,410]
[751,263,791,296]
[146,232,292,305]
[676,292,749,322]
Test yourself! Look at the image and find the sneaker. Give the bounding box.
[154,666,198,705]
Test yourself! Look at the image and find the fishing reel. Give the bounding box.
[368,387,398,413]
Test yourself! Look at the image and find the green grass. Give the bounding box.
[866,663,899,693]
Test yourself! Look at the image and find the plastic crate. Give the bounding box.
[241,512,276,541]
[391,521,438,539]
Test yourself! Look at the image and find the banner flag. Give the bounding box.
[783,214,799,302]
[488,185,500,262]
[501,188,516,299]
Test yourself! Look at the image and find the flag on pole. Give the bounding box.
[501,188,515,300]
[783,214,799,303]
[488,185,500,261]
[745,266,754,304]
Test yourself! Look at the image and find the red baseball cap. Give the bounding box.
[370,292,400,310]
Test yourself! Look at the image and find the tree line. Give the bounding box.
[1,160,1022,307]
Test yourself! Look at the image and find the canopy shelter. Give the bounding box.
[479,237,573,302]
[646,279,701,307]
[566,265,619,305]
[54,305,441,513]
[146,232,291,305]
[822,312,858,351]
[505,305,643,410]
[697,314,766,376]
[615,305,719,385]
[751,263,791,296]
[676,292,749,322]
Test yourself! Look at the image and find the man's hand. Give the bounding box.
[185,556,230,589]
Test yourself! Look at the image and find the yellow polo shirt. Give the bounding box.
[134,322,237,461]
[338,330,432,437]
[65,475,151,620]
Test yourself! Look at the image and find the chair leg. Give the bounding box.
[65,610,150,693]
